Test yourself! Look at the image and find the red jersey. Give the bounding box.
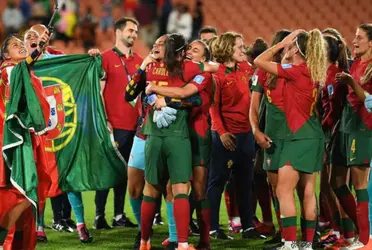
[252,69,289,139]
[144,61,204,137]
[321,64,346,131]
[210,64,252,135]
[46,46,64,55]
[188,72,213,137]
[238,61,254,75]
[277,63,323,139]
[345,58,372,130]
[102,47,143,130]
[255,69,285,111]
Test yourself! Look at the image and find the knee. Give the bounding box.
[128,187,142,199]
[193,184,206,201]
[276,184,293,201]
[302,185,316,202]
[172,183,189,196]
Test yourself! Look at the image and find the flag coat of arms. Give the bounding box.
[1,55,126,214]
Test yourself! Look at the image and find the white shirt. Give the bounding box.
[167,10,192,41]
[2,8,24,29]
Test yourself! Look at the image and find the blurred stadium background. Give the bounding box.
[1,0,371,58]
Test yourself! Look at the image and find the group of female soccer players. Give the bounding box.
[0,17,372,250]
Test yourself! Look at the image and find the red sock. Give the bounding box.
[320,191,333,224]
[356,189,370,245]
[196,200,211,246]
[301,219,316,242]
[174,194,190,243]
[334,185,358,232]
[224,190,232,219]
[281,217,297,241]
[257,182,273,223]
[141,196,156,241]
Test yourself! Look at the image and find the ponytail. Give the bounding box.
[324,35,349,73]
[164,33,186,77]
[336,38,349,73]
[305,29,327,85]
[361,63,372,85]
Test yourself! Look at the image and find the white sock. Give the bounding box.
[284,241,298,249]
[333,231,341,239]
[114,214,123,221]
[231,217,241,224]
[95,215,101,220]
[345,237,354,243]
[178,242,189,248]
[318,221,328,227]
[37,226,44,232]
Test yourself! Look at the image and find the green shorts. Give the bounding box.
[330,130,347,166]
[345,132,372,167]
[254,148,266,175]
[190,129,211,168]
[263,139,284,171]
[278,138,325,174]
[145,135,192,185]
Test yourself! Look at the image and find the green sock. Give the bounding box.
[0,226,8,244]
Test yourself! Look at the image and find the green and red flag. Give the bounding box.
[2,55,126,214]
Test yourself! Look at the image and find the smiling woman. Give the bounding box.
[207,31,263,240]
[0,33,51,249]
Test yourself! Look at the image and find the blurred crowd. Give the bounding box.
[0,0,205,52]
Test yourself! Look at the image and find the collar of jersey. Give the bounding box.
[225,65,237,74]
[112,46,133,58]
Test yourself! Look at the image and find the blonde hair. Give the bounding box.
[213,32,243,63]
[297,29,327,86]
[359,23,372,85]
[206,36,218,60]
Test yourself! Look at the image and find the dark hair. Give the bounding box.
[322,28,342,38]
[359,23,372,41]
[199,26,218,36]
[267,29,291,89]
[322,28,349,72]
[165,33,186,77]
[114,17,139,31]
[246,38,268,59]
[358,23,372,84]
[324,36,349,72]
[1,35,18,62]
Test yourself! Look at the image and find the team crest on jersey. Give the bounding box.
[266,157,271,167]
[135,64,140,69]
[193,75,205,84]
[41,77,77,152]
[227,160,233,168]
[241,75,247,83]
[327,84,334,96]
[251,75,258,86]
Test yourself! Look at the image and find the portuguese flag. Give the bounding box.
[2,55,126,213]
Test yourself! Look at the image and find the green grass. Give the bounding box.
[36,179,319,250]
